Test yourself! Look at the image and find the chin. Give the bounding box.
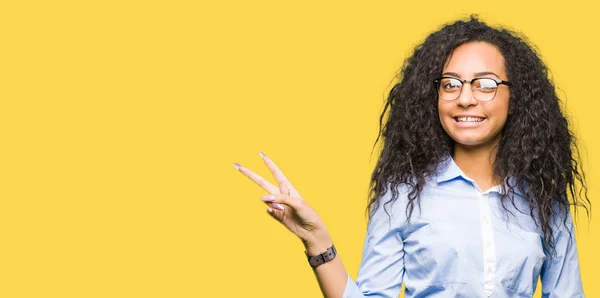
[452,138,482,147]
[455,141,486,148]
[450,133,502,149]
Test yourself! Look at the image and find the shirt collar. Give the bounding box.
[435,156,525,196]
[435,156,465,184]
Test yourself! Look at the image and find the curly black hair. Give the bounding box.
[367,15,591,257]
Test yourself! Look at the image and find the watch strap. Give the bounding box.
[306,244,337,268]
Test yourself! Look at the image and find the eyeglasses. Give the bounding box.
[433,76,511,102]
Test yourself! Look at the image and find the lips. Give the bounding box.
[455,116,485,122]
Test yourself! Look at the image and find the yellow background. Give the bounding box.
[1,0,598,297]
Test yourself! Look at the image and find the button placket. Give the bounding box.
[478,191,496,297]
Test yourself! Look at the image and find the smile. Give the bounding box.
[454,116,485,122]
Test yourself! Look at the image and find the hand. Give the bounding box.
[233,152,331,251]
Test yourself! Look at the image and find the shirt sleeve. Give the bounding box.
[540,211,585,298]
[342,187,406,298]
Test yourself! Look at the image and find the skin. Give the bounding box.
[233,153,346,298]
[233,42,513,297]
[438,42,511,191]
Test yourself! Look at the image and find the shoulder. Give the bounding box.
[369,180,437,226]
[369,183,410,223]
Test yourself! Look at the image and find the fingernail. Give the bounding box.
[232,162,241,170]
[259,151,265,159]
[271,203,285,210]
[261,194,276,202]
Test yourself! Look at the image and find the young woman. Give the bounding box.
[233,16,590,297]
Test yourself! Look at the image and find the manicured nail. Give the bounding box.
[271,203,285,210]
[261,194,276,202]
[259,151,265,159]
[232,162,241,170]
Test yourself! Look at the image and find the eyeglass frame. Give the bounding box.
[433,76,511,102]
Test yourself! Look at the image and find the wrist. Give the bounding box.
[303,231,333,256]
[305,243,337,268]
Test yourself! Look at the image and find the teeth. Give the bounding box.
[456,117,484,122]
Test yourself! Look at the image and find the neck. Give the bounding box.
[453,142,500,192]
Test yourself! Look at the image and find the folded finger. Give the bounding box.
[261,193,302,210]
[268,202,285,211]
[266,206,284,222]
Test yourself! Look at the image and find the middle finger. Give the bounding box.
[260,152,300,197]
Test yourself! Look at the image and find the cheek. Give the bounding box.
[437,100,451,118]
[437,102,453,133]
[495,101,510,122]
[486,102,510,136]
[496,90,511,116]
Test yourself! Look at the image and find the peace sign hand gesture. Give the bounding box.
[234,152,332,253]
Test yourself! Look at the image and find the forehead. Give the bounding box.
[443,42,506,78]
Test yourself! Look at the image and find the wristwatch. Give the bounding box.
[306,244,337,268]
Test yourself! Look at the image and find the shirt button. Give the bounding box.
[487,240,493,247]
[487,267,493,274]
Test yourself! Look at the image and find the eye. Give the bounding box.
[441,78,462,91]
[475,78,499,92]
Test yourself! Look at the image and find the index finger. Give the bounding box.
[234,163,280,194]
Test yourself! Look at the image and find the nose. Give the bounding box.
[456,84,478,108]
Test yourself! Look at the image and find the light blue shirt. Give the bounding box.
[343,157,584,297]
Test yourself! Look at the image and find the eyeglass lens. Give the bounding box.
[438,78,498,102]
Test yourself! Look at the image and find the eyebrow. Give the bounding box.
[442,71,501,78]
